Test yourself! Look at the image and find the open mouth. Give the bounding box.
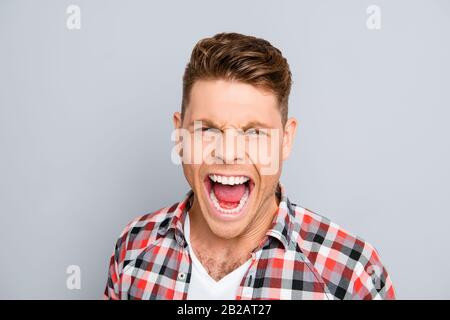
[204,174,255,218]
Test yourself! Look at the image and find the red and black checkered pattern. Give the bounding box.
[104,184,395,300]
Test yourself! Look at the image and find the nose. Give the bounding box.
[213,129,245,164]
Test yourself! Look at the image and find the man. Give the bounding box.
[104,32,395,300]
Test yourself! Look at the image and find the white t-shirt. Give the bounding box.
[184,214,252,300]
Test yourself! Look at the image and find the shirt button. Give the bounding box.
[178,272,186,281]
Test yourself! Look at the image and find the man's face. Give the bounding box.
[173,79,297,240]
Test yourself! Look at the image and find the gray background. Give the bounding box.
[1,0,449,299]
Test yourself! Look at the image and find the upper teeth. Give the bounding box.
[209,175,250,185]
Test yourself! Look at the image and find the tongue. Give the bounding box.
[213,183,246,203]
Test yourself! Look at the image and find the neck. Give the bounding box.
[187,191,280,260]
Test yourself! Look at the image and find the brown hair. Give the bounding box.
[181,32,292,125]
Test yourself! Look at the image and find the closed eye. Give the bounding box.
[195,127,212,132]
[245,128,268,136]
[195,127,222,134]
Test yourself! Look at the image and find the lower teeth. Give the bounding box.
[210,188,249,214]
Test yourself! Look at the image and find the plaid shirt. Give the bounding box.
[104,184,396,300]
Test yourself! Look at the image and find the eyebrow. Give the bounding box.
[187,119,273,130]
[187,119,218,129]
[241,121,273,131]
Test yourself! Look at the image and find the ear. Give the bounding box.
[173,112,182,130]
[172,112,184,158]
[281,117,298,161]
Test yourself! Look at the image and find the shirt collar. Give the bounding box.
[264,183,296,250]
[159,183,296,250]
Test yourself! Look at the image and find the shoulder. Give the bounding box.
[291,203,369,261]
[104,202,182,299]
[289,202,396,299]
[111,202,180,271]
